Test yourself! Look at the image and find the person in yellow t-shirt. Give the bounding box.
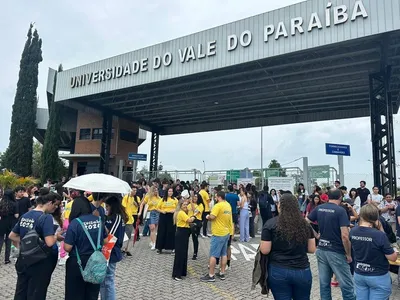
[200,191,232,282]
[199,183,210,238]
[122,187,141,256]
[188,193,204,260]
[172,194,196,281]
[155,187,178,254]
[138,186,161,250]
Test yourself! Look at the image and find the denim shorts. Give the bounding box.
[148,210,159,225]
[209,234,230,258]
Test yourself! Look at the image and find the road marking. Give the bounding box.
[187,265,236,300]
[230,243,259,261]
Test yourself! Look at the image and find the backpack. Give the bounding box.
[75,217,107,284]
[19,214,51,268]
[258,193,268,210]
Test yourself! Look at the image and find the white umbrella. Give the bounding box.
[63,173,131,194]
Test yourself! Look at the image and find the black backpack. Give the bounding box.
[19,214,52,268]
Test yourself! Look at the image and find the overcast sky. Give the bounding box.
[1,0,399,189]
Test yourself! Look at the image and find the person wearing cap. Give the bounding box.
[307,189,355,300]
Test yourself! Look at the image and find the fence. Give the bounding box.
[121,169,203,183]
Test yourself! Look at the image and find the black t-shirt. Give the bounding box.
[308,202,350,254]
[357,187,370,206]
[17,197,32,217]
[350,226,394,276]
[396,205,400,237]
[261,216,314,269]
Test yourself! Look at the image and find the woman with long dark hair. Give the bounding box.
[260,193,316,299]
[0,189,18,264]
[239,187,250,242]
[305,194,322,234]
[101,196,129,300]
[155,187,178,254]
[64,195,108,300]
[348,188,361,214]
[188,192,204,260]
[172,199,196,281]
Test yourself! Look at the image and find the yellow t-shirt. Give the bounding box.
[122,195,141,224]
[188,203,204,221]
[199,189,210,212]
[210,201,232,237]
[176,210,190,228]
[157,197,178,213]
[143,195,162,211]
[63,200,74,220]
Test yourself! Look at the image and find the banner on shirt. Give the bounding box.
[268,177,294,193]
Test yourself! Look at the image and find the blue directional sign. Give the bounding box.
[325,143,351,156]
[128,153,147,161]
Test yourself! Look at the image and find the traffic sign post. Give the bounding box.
[309,165,330,179]
[128,153,147,161]
[325,143,351,156]
[226,170,240,183]
[325,143,350,185]
[264,168,280,178]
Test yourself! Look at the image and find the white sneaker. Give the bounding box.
[151,244,156,250]
[225,265,230,271]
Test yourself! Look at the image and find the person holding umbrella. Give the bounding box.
[172,192,196,281]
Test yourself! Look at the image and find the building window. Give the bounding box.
[92,128,103,139]
[120,129,137,143]
[79,128,91,140]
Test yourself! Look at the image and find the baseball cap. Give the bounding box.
[181,190,190,199]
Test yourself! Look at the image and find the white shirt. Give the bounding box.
[379,200,398,223]
[368,193,383,204]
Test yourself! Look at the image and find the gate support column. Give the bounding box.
[369,65,397,195]
[100,113,112,174]
[149,132,159,179]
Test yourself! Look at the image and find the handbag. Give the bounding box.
[101,215,122,262]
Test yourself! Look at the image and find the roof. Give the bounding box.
[53,0,400,135]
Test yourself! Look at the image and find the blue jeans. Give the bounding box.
[239,209,249,242]
[100,262,117,300]
[268,264,312,300]
[316,249,355,300]
[354,273,392,300]
[142,219,149,236]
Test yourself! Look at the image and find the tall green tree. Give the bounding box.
[41,64,63,182]
[5,24,42,176]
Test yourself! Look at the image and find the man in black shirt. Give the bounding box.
[15,186,32,218]
[356,180,370,207]
[307,189,355,300]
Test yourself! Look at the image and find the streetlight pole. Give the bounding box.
[202,160,206,173]
[261,127,264,189]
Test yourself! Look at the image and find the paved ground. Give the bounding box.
[0,235,399,299]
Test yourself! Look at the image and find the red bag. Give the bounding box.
[101,215,121,262]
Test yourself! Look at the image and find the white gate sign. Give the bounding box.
[268,177,294,192]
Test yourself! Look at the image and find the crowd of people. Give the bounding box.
[0,176,399,299]
[259,180,400,300]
